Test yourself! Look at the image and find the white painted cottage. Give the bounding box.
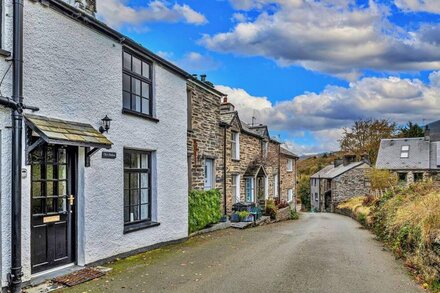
[0,0,190,290]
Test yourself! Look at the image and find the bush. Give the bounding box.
[357,212,367,226]
[290,210,299,220]
[298,176,311,211]
[275,198,289,209]
[265,199,278,220]
[188,189,222,233]
[237,210,250,221]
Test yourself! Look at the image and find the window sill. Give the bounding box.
[0,49,11,57]
[122,108,159,123]
[231,159,240,162]
[124,221,160,234]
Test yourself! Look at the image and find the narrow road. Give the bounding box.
[63,213,423,293]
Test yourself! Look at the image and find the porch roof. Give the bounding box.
[244,164,267,177]
[24,114,113,149]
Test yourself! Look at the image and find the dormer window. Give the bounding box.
[400,145,409,158]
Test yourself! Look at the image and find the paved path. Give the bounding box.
[62,213,423,293]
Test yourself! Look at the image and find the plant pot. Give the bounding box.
[243,215,254,222]
[230,213,240,223]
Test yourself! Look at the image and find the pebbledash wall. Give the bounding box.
[0,0,188,287]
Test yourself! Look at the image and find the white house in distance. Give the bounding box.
[0,0,190,289]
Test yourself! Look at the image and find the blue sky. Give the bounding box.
[97,0,440,154]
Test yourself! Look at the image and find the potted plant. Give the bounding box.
[237,210,251,222]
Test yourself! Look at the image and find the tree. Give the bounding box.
[339,119,397,164]
[298,176,311,211]
[397,121,425,138]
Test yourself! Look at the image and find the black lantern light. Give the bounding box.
[99,115,112,133]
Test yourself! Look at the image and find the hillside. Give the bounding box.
[298,151,343,178]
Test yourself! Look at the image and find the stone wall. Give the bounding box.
[332,164,371,209]
[280,154,297,204]
[187,81,223,194]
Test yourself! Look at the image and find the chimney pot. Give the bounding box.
[223,96,228,104]
[201,74,207,82]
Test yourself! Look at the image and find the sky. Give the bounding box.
[96,0,440,155]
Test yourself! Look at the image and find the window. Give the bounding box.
[288,189,293,202]
[124,150,152,230]
[400,145,409,158]
[231,132,240,160]
[245,177,254,202]
[204,159,214,190]
[187,90,192,131]
[414,172,424,182]
[123,50,153,117]
[232,174,240,203]
[398,172,408,183]
[262,141,268,158]
[287,159,293,172]
[315,193,318,201]
[273,174,278,197]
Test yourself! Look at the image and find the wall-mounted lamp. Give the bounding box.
[99,115,112,133]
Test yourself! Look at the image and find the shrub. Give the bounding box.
[237,210,250,221]
[275,198,289,209]
[357,212,367,226]
[290,210,299,220]
[265,199,278,220]
[188,189,222,233]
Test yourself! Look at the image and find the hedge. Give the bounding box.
[189,189,222,234]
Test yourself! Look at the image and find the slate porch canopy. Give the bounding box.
[24,114,113,166]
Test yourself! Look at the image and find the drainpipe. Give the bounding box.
[278,144,281,201]
[220,122,228,215]
[9,0,24,292]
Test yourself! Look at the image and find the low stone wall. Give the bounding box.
[276,207,291,222]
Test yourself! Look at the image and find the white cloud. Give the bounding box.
[231,13,249,23]
[217,72,440,154]
[201,1,440,79]
[178,52,221,72]
[395,0,440,14]
[97,0,207,29]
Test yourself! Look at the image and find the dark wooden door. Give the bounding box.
[31,145,76,273]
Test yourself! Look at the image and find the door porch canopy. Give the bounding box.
[24,114,113,166]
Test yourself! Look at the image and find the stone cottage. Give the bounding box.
[280,147,299,210]
[0,0,191,290]
[310,156,371,212]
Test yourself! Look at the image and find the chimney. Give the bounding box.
[72,0,97,16]
[425,125,431,141]
[343,154,356,166]
[220,96,235,113]
[201,74,207,82]
[334,159,343,167]
[361,154,370,164]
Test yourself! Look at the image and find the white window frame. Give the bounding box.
[204,159,214,190]
[287,159,293,172]
[231,132,240,160]
[263,141,268,158]
[245,177,255,202]
[288,189,293,202]
[400,145,409,158]
[273,174,278,197]
[264,176,269,200]
[232,174,240,203]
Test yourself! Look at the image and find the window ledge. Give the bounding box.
[124,221,160,234]
[0,49,11,57]
[232,159,240,162]
[122,108,159,123]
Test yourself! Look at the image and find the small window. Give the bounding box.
[262,141,268,158]
[123,50,153,117]
[273,174,278,197]
[398,172,408,183]
[314,193,318,201]
[232,174,240,203]
[288,189,293,202]
[124,150,152,226]
[204,159,214,190]
[400,145,409,158]
[287,159,293,172]
[231,132,240,160]
[414,172,424,182]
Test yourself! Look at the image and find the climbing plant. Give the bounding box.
[188,189,222,233]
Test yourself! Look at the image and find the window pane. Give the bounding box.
[46,198,54,213]
[31,149,43,163]
[58,165,67,180]
[142,62,150,78]
[58,149,67,164]
[141,153,149,168]
[141,174,149,188]
[140,204,149,220]
[141,189,148,204]
[130,152,140,168]
[130,173,139,189]
[47,182,54,197]
[124,207,129,223]
[133,95,141,112]
[124,189,130,206]
[32,199,43,214]
[32,165,41,180]
[141,98,150,115]
[129,205,139,222]
[58,197,67,213]
[58,181,67,195]
[123,74,131,91]
[132,78,141,95]
[32,182,42,197]
[133,56,142,75]
[124,152,131,168]
[123,52,131,70]
[402,145,409,151]
[46,165,53,180]
[123,92,131,109]
[142,82,150,98]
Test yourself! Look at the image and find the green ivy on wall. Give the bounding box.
[189,189,222,233]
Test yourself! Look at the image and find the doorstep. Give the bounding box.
[190,221,232,237]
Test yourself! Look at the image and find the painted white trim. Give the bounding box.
[264,176,269,200]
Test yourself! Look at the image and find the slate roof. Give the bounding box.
[310,162,366,179]
[280,147,299,158]
[220,112,237,125]
[25,114,112,149]
[427,120,440,142]
[375,137,438,170]
[244,164,267,177]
